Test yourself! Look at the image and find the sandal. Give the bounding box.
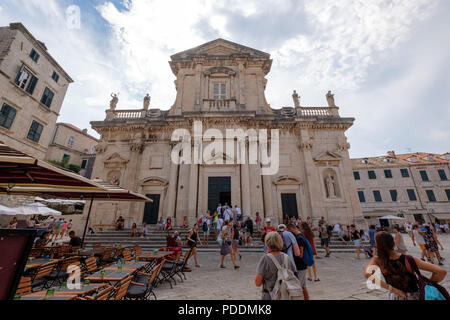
[220,265,226,268]
[314,279,320,282]
[234,266,240,270]
[308,278,312,281]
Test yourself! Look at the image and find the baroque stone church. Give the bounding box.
[85,39,365,229]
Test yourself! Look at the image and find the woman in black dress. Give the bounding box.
[364,231,446,300]
[186,223,202,267]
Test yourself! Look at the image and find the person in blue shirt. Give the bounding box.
[277,224,300,268]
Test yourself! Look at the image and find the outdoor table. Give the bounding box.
[20,292,77,300]
[85,268,135,283]
[138,251,172,270]
[138,251,172,260]
[104,261,149,271]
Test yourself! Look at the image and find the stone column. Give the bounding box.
[166,147,179,218]
[262,174,273,218]
[124,143,143,224]
[187,162,199,218]
[240,146,251,216]
[299,129,324,224]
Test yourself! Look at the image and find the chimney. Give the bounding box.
[82,129,88,134]
[387,151,396,158]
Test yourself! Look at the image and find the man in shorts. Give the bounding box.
[286,223,310,300]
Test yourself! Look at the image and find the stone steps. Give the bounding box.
[83,227,368,253]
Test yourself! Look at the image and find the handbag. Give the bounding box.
[405,255,449,300]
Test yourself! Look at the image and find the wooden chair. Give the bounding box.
[131,245,142,258]
[93,243,102,249]
[83,257,100,275]
[158,251,181,289]
[31,261,57,291]
[15,277,32,296]
[122,249,132,262]
[125,262,163,300]
[29,248,44,258]
[81,285,115,300]
[113,275,133,300]
[98,247,114,266]
[47,257,80,287]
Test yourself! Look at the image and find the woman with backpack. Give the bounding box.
[301,222,319,282]
[364,231,447,300]
[255,231,299,300]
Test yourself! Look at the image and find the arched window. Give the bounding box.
[68,136,74,147]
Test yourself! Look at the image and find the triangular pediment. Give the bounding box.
[171,38,270,60]
[314,151,342,164]
[104,152,129,168]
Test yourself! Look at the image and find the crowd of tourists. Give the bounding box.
[3,215,73,242]
[110,211,448,301]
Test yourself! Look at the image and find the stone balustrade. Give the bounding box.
[298,106,339,117]
[203,99,236,110]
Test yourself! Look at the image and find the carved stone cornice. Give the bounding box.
[130,143,144,153]
[299,142,313,151]
[273,175,302,186]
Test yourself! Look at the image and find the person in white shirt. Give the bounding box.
[224,207,232,222]
[332,223,341,233]
[217,204,222,218]
[217,217,224,232]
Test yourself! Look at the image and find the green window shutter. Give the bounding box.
[390,190,398,202]
[0,104,17,129]
[407,189,417,201]
[26,75,38,94]
[438,169,447,181]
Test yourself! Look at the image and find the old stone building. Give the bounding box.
[82,39,365,232]
[352,152,450,226]
[0,23,73,159]
[45,122,98,178]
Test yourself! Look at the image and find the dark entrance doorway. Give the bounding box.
[281,193,299,219]
[142,194,160,224]
[208,177,231,214]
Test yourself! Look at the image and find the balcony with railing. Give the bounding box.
[203,99,236,110]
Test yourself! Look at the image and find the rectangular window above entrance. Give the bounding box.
[213,83,227,100]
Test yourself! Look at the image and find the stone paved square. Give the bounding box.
[154,234,450,300]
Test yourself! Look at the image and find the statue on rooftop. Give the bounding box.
[292,90,300,107]
[326,91,335,107]
[110,93,119,110]
[143,93,151,110]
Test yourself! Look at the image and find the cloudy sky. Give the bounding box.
[1,0,449,158]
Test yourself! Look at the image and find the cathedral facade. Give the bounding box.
[84,39,365,231]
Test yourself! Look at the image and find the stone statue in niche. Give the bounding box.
[325,173,337,198]
[110,93,119,110]
[326,90,335,107]
[143,94,151,110]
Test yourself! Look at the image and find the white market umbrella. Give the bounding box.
[0,204,21,215]
[379,215,406,220]
[15,202,61,216]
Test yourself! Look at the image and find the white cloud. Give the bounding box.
[272,0,438,90]
[0,0,447,156]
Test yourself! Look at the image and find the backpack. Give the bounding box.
[295,233,315,267]
[278,231,292,254]
[267,253,304,300]
[405,255,449,300]
[202,221,208,232]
